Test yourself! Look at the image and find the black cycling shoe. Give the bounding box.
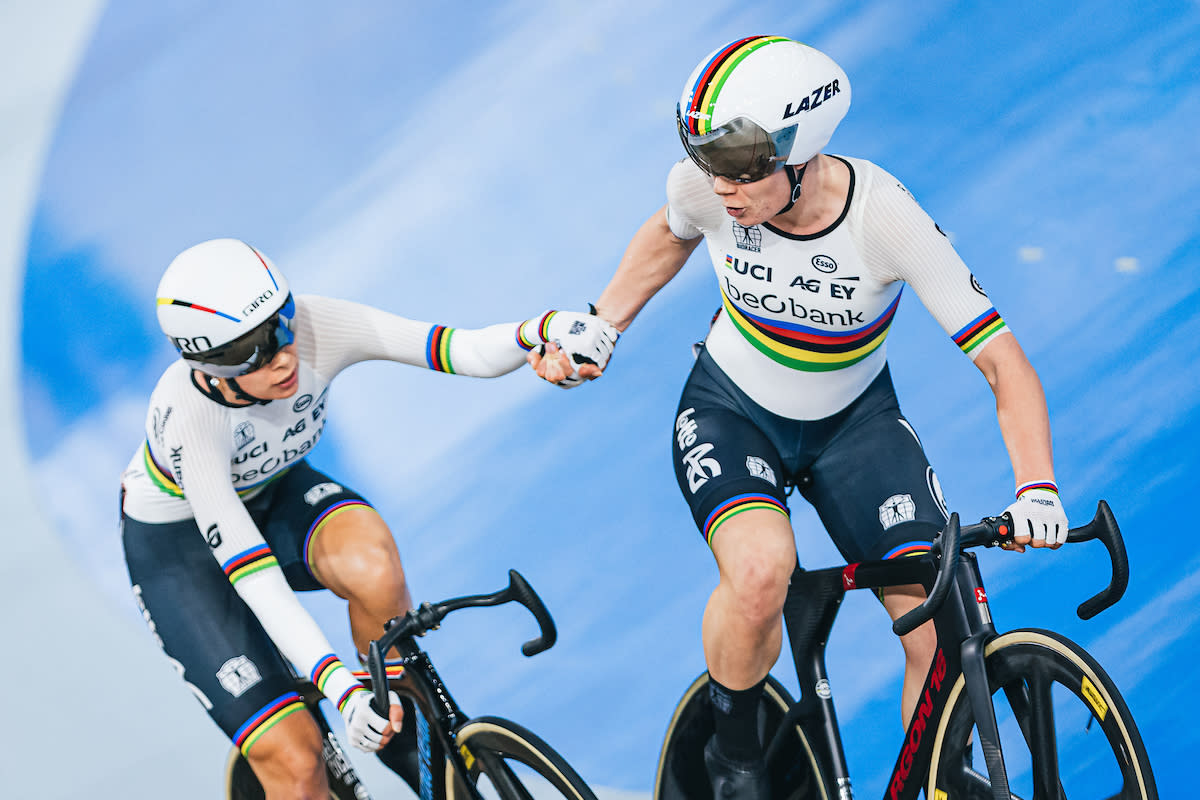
[703,737,771,799]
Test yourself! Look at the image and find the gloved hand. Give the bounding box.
[341,688,402,752]
[1003,481,1068,549]
[523,306,620,388]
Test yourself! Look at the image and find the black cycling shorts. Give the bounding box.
[121,460,374,752]
[671,347,949,565]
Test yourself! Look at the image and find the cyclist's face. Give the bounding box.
[232,344,300,399]
[710,168,791,226]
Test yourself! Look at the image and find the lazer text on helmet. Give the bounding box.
[783,80,842,120]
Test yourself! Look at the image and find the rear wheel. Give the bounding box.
[653,672,831,800]
[448,716,599,800]
[929,629,1156,800]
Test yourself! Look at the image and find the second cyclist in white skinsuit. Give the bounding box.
[528,36,1069,800]
[121,238,617,798]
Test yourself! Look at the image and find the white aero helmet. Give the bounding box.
[677,36,850,183]
[156,238,296,378]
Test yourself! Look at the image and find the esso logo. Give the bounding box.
[811,255,837,273]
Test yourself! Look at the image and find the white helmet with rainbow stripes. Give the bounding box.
[676,36,851,183]
[156,238,295,378]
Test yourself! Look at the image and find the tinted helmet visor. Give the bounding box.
[183,293,296,378]
[677,106,797,183]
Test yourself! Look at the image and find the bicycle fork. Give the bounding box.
[954,560,1013,800]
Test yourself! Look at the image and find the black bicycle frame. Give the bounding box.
[364,569,559,800]
[769,550,996,800]
[372,637,481,800]
[767,502,1126,800]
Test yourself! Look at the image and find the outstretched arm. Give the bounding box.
[972,334,1066,549]
[294,294,604,379]
[532,205,702,384]
[596,205,703,331]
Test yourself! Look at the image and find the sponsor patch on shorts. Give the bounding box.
[745,455,777,487]
[217,655,262,697]
[879,493,916,529]
[304,482,343,506]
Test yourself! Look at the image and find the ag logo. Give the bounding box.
[732,222,762,252]
[811,254,837,273]
[292,394,313,412]
[970,273,988,297]
[205,523,222,549]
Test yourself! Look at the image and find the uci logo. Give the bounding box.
[243,289,275,317]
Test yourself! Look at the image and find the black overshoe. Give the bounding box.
[703,736,770,799]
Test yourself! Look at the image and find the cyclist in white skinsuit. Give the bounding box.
[121,238,616,798]
[529,37,1069,799]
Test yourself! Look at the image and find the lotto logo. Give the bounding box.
[975,588,988,604]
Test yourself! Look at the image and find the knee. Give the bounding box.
[319,524,407,600]
[247,728,326,797]
[722,549,795,626]
[341,542,407,599]
[900,619,938,667]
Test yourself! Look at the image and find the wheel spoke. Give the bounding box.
[469,746,527,800]
[1024,665,1064,800]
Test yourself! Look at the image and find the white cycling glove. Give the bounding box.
[520,307,620,388]
[1004,481,1068,546]
[341,688,400,752]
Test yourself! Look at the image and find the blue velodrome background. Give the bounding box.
[5,1,1198,797]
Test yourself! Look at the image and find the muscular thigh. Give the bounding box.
[801,408,948,564]
[121,515,305,755]
[249,460,378,591]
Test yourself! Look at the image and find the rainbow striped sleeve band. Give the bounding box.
[952,308,1007,355]
[516,311,556,351]
[336,684,368,713]
[425,325,456,373]
[222,544,278,585]
[703,493,789,546]
[233,692,305,756]
[1016,480,1058,499]
[311,653,348,693]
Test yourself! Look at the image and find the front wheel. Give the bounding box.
[447,716,599,800]
[929,628,1157,800]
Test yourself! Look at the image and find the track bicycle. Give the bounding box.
[226,569,599,800]
[655,500,1157,800]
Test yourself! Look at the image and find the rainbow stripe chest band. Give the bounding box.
[709,223,902,373]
